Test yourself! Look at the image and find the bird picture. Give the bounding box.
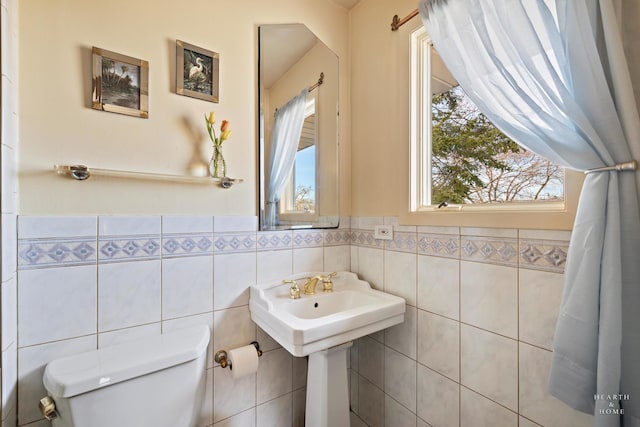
[184,49,213,94]
[176,41,219,102]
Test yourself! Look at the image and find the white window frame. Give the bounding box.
[408,27,580,229]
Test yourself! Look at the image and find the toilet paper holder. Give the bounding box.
[214,341,263,369]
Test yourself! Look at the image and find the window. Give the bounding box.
[279,94,318,221]
[410,27,566,214]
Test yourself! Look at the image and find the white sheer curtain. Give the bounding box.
[419,0,640,425]
[265,89,308,228]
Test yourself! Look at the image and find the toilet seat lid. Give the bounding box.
[43,324,210,398]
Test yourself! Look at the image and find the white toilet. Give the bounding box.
[41,324,210,427]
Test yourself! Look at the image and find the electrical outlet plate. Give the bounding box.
[374,225,393,240]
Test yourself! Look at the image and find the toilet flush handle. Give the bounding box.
[39,396,58,421]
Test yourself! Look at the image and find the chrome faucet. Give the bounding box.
[303,272,337,295]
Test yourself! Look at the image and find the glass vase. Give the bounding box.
[209,145,227,178]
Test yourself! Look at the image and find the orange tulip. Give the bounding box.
[220,120,229,132]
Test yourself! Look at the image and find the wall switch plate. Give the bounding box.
[374,225,393,240]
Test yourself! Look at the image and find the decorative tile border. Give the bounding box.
[385,231,417,254]
[255,231,292,251]
[417,233,460,259]
[323,229,352,247]
[460,236,519,267]
[214,232,257,254]
[98,235,161,262]
[18,237,97,269]
[350,229,384,249]
[293,230,324,248]
[519,239,569,273]
[162,233,213,258]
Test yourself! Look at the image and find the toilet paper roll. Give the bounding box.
[228,345,260,379]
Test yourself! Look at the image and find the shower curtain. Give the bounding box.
[419,0,640,425]
[265,88,308,229]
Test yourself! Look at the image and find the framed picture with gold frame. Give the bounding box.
[176,40,219,103]
[91,47,149,118]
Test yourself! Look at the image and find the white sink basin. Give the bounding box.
[249,271,406,357]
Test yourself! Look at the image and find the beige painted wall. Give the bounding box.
[18,0,350,215]
[350,0,422,217]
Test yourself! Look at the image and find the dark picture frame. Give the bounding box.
[91,47,149,118]
[176,40,220,103]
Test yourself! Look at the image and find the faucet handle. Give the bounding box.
[321,272,337,292]
[283,279,301,299]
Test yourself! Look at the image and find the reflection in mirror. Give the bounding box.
[258,24,339,230]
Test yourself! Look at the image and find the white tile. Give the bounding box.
[214,252,256,310]
[2,276,16,351]
[18,266,97,347]
[256,393,292,427]
[292,356,308,390]
[417,255,459,320]
[213,306,256,363]
[18,215,97,238]
[357,247,384,290]
[338,216,351,229]
[99,215,161,236]
[256,327,281,352]
[98,260,161,332]
[358,375,384,427]
[357,336,384,389]
[350,369,359,413]
[417,225,459,235]
[385,305,417,359]
[350,245,359,273]
[384,251,417,306]
[162,256,213,319]
[1,214,16,279]
[417,310,459,381]
[214,216,257,232]
[257,348,293,404]
[519,229,571,241]
[461,227,517,238]
[519,343,593,427]
[416,364,459,427]
[18,335,96,425]
[519,269,564,350]
[460,386,518,427]
[293,247,323,274]
[256,250,292,285]
[163,313,214,368]
[384,216,416,233]
[519,416,543,427]
[200,368,214,427]
[214,408,255,427]
[384,348,417,412]
[162,215,213,233]
[460,325,518,411]
[213,365,256,423]
[460,261,518,338]
[385,395,417,427]
[323,245,351,272]
[1,343,16,419]
[98,323,161,348]
[292,388,306,427]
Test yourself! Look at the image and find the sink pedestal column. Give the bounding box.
[305,341,352,427]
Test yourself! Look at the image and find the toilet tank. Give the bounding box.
[43,325,210,427]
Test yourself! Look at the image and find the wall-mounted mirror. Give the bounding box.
[258,24,339,230]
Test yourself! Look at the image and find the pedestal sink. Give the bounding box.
[249,271,406,427]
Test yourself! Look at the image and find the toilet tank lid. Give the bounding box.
[43,324,210,398]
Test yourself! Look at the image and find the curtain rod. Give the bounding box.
[391,9,419,31]
[308,72,324,92]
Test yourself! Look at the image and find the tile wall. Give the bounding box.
[14,215,351,427]
[1,0,20,425]
[10,213,596,427]
[348,217,594,427]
